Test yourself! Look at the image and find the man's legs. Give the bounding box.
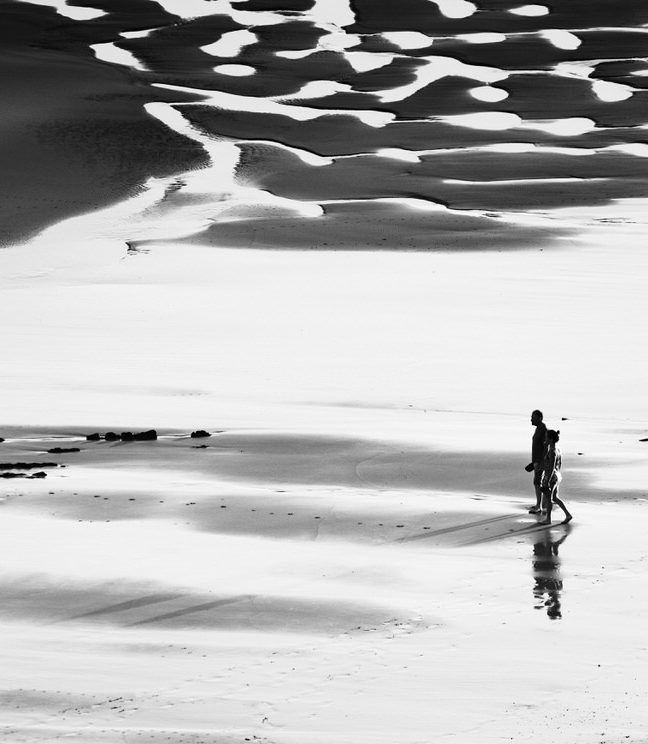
[529,467,543,514]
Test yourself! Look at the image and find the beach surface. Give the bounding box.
[2,0,648,741]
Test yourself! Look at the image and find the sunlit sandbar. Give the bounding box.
[344,51,396,73]
[274,80,354,101]
[376,56,508,103]
[154,82,395,127]
[469,85,509,102]
[17,0,105,20]
[510,4,549,16]
[540,29,581,50]
[382,32,433,50]
[214,64,256,77]
[432,0,476,19]
[440,112,597,137]
[90,42,148,72]
[457,32,506,44]
[201,30,258,58]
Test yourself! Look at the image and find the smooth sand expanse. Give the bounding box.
[1,427,648,743]
[2,0,648,742]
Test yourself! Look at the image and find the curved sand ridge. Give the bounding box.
[4,0,648,248]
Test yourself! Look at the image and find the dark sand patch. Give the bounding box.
[195,199,569,250]
[304,69,648,124]
[221,49,357,98]
[433,30,648,74]
[126,14,245,81]
[4,0,648,248]
[494,74,648,126]
[0,4,206,247]
[431,36,577,71]
[232,0,316,10]
[0,578,400,634]
[349,0,648,34]
[184,104,648,160]
[476,0,648,28]
[3,430,633,502]
[232,141,648,213]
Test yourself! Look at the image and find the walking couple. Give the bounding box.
[526,409,573,525]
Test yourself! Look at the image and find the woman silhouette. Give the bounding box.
[539,429,573,525]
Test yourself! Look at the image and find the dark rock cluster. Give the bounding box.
[0,462,56,479]
[47,447,81,454]
[0,462,58,469]
[190,430,211,438]
[0,471,48,479]
[86,430,158,442]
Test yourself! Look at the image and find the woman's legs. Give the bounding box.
[552,486,572,523]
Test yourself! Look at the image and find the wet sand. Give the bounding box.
[1,424,648,742]
[2,0,648,741]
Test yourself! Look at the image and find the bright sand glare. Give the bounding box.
[433,0,476,18]
[457,32,506,44]
[525,117,596,136]
[275,80,354,100]
[90,42,148,71]
[510,4,550,16]
[470,85,509,102]
[17,0,105,20]
[309,0,356,28]
[592,79,634,102]
[345,51,395,73]
[377,56,507,103]
[2,233,648,427]
[442,111,521,130]
[201,30,258,57]
[214,64,256,76]
[155,82,395,127]
[540,29,582,50]
[382,32,433,50]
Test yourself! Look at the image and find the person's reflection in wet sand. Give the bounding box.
[532,526,572,620]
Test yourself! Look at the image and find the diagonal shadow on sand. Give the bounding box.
[128,595,256,627]
[463,521,567,546]
[396,513,519,544]
[68,593,183,620]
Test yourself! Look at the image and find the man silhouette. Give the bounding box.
[526,409,547,514]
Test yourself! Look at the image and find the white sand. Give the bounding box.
[2,440,648,742]
[3,1,648,740]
